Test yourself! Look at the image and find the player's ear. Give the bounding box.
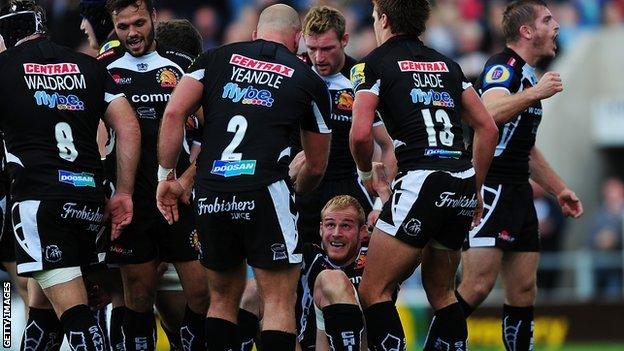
[380,13,389,30]
[358,223,367,239]
[252,30,258,41]
[294,30,302,52]
[150,9,157,22]
[341,32,349,48]
[519,24,532,40]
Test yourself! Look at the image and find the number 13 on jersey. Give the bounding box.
[210,115,257,178]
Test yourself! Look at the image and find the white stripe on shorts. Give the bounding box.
[267,180,302,264]
[468,184,502,247]
[375,170,435,237]
[14,201,43,274]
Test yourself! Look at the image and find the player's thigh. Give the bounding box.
[501,251,539,305]
[459,248,503,292]
[358,227,422,306]
[421,245,461,307]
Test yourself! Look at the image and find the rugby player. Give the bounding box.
[80,0,115,52]
[0,1,139,350]
[99,1,208,350]
[457,1,583,349]
[157,4,332,350]
[294,5,396,245]
[350,1,498,350]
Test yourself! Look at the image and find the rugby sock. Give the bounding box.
[180,304,205,350]
[60,304,108,351]
[122,308,156,351]
[20,307,63,351]
[161,320,182,351]
[93,306,110,350]
[260,330,296,351]
[109,306,127,351]
[424,303,467,351]
[205,317,239,350]
[363,301,406,350]
[502,304,534,351]
[238,308,259,351]
[455,290,475,317]
[322,304,364,351]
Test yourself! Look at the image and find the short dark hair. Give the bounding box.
[373,0,430,38]
[303,6,346,39]
[106,0,153,15]
[156,19,203,57]
[502,0,548,43]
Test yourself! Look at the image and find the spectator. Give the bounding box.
[589,177,624,298]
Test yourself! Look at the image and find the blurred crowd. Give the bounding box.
[5,0,624,81]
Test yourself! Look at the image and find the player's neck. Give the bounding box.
[256,33,296,53]
[506,42,539,67]
[15,33,43,47]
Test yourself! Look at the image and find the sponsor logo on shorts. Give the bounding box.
[271,243,287,261]
[136,106,157,119]
[44,245,62,262]
[61,203,104,222]
[398,60,449,72]
[210,160,256,177]
[424,148,462,159]
[222,83,274,107]
[498,229,516,243]
[189,230,202,254]
[196,196,255,219]
[34,91,85,110]
[435,192,478,209]
[402,218,422,237]
[58,170,96,187]
[109,244,133,256]
[410,89,455,107]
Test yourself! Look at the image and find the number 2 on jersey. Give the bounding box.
[421,109,454,147]
[221,115,248,161]
[55,122,78,162]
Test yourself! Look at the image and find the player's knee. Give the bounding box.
[508,280,536,304]
[124,281,156,312]
[314,270,355,306]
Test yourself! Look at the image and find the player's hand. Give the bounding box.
[557,188,583,218]
[371,162,391,200]
[0,35,6,53]
[289,151,306,180]
[367,210,381,232]
[471,191,484,230]
[533,71,563,100]
[107,192,133,240]
[156,180,185,225]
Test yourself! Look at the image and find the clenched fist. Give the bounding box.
[533,71,563,100]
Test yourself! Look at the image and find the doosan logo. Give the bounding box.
[58,170,96,187]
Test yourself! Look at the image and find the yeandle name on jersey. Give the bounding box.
[188,39,331,191]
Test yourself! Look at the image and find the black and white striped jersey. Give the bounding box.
[0,38,122,202]
[352,35,473,174]
[474,47,542,184]
[186,39,332,192]
[97,44,194,204]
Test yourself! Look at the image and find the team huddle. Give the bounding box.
[0,0,584,350]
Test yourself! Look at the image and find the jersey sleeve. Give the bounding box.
[350,56,380,95]
[479,62,520,95]
[456,62,473,91]
[300,76,332,134]
[184,50,214,82]
[103,67,125,104]
[373,110,384,127]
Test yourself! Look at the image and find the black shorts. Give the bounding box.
[376,169,476,250]
[296,176,373,245]
[12,199,105,276]
[196,179,302,271]
[463,182,539,252]
[106,201,200,265]
[0,196,16,268]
